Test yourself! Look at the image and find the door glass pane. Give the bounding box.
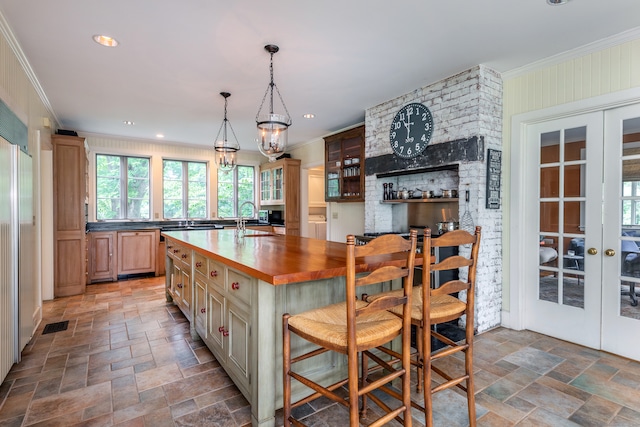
[540,202,558,233]
[540,131,560,164]
[539,128,585,308]
[540,167,559,198]
[620,117,640,319]
[564,165,584,197]
[564,127,586,162]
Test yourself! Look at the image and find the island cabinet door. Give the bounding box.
[226,303,250,394]
[180,265,191,317]
[194,276,207,339]
[207,286,225,356]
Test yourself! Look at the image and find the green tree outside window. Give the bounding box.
[96,154,150,220]
[217,165,255,217]
[163,160,207,219]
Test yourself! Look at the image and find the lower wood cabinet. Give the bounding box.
[118,230,158,276]
[88,229,161,283]
[88,231,117,283]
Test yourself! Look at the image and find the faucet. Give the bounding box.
[236,201,258,236]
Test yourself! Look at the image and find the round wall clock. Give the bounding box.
[389,102,433,158]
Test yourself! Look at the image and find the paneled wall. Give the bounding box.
[502,34,640,313]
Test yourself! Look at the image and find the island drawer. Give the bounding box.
[194,253,208,276]
[227,269,253,306]
[208,260,226,288]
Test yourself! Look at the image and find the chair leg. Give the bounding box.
[348,350,360,427]
[416,323,423,393]
[360,350,370,418]
[423,324,433,427]
[465,320,476,427]
[282,314,292,427]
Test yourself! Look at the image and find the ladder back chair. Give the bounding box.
[282,231,418,427]
[362,226,481,427]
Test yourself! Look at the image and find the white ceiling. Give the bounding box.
[1,0,639,153]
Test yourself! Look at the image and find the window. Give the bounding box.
[163,160,207,219]
[622,181,640,226]
[218,166,255,217]
[96,155,150,220]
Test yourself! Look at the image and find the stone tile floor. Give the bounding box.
[0,276,640,426]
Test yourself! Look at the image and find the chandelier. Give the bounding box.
[256,44,291,162]
[213,92,240,172]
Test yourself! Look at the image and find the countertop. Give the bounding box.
[86,219,273,232]
[162,229,424,286]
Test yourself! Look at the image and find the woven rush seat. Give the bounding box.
[370,288,466,322]
[287,300,403,351]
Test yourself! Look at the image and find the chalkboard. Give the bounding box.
[486,149,501,209]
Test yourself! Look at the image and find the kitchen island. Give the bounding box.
[162,228,419,427]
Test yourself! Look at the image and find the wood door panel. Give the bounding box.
[117,231,156,275]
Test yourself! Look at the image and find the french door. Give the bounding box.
[525,103,640,361]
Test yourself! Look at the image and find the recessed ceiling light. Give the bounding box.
[93,34,119,47]
[156,134,164,138]
[123,120,134,125]
[303,113,315,119]
[546,0,570,5]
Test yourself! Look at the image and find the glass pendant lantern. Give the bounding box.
[256,44,291,162]
[214,92,240,172]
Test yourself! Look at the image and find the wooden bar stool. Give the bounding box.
[282,231,418,426]
[363,226,481,427]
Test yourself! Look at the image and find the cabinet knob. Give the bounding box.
[167,245,173,249]
[231,282,240,290]
[181,253,188,259]
[177,283,183,289]
[173,249,179,253]
[200,308,206,314]
[219,326,229,336]
[196,262,202,267]
[210,270,218,278]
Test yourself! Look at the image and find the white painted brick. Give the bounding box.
[364,65,503,333]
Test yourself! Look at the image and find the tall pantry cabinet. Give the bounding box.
[53,134,87,297]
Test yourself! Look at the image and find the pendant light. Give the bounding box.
[214,92,240,172]
[256,44,291,162]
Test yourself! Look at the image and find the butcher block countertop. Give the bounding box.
[161,229,424,285]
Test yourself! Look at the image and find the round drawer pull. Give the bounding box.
[231,282,240,290]
[173,249,179,253]
[181,253,188,259]
[210,270,218,278]
[177,283,183,289]
[196,262,202,267]
[200,308,206,314]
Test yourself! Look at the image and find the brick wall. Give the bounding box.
[363,65,503,333]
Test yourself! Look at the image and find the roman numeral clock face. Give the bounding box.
[389,103,433,158]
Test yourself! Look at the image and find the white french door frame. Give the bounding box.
[508,87,640,332]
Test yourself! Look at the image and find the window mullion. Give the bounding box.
[121,157,128,219]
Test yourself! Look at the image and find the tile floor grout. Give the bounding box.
[0,276,639,426]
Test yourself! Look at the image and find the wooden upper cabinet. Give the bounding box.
[53,134,88,297]
[259,157,301,236]
[324,125,364,202]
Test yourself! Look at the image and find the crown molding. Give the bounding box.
[502,26,640,80]
[0,10,59,126]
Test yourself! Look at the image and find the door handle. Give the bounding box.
[587,247,598,255]
[605,249,616,257]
